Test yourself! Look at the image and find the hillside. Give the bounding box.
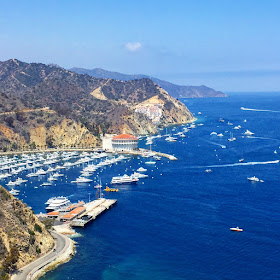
[0,186,54,277]
[70,67,226,98]
[0,59,194,151]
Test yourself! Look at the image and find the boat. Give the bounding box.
[145,161,156,165]
[239,159,244,162]
[228,133,236,142]
[15,177,28,185]
[205,169,212,173]
[210,132,217,135]
[71,177,93,183]
[230,227,243,232]
[132,172,148,179]
[6,180,16,186]
[247,176,260,182]
[111,174,138,185]
[9,189,20,195]
[217,133,224,137]
[219,118,225,123]
[244,129,254,136]
[40,182,52,186]
[137,167,147,172]
[104,186,119,192]
[165,136,177,142]
[45,197,71,211]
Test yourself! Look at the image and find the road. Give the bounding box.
[11,231,71,280]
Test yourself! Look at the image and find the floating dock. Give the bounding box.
[71,198,117,227]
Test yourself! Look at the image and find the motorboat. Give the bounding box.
[137,167,147,172]
[111,174,138,185]
[15,177,28,185]
[132,172,148,179]
[45,197,71,211]
[247,176,260,182]
[205,169,212,173]
[239,159,244,162]
[230,227,243,232]
[217,133,224,137]
[71,177,93,183]
[9,189,20,196]
[244,129,254,136]
[210,132,217,135]
[145,161,156,165]
[41,182,52,186]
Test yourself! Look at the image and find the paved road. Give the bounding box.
[11,231,70,280]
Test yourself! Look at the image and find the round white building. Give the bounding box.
[112,133,138,151]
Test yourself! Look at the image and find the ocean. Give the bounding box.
[14,92,280,280]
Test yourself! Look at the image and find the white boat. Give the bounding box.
[247,176,260,182]
[137,167,147,172]
[244,129,254,136]
[14,178,28,185]
[165,136,177,142]
[45,197,71,211]
[71,177,93,183]
[145,161,156,165]
[205,169,212,173]
[7,180,16,186]
[230,227,243,232]
[228,133,236,142]
[111,174,138,185]
[239,159,244,162]
[41,182,52,186]
[132,172,148,179]
[217,133,224,137]
[53,172,64,177]
[210,132,217,135]
[9,189,20,195]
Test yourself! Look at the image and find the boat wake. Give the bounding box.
[240,107,280,113]
[205,160,279,168]
[247,136,280,142]
[204,140,226,149]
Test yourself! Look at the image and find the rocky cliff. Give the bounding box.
[0,186,54,276]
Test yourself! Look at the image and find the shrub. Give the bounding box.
[34,223,42,233]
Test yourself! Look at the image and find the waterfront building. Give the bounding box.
[112,133,138,151]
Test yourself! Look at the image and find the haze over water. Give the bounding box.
[16,93,280,280]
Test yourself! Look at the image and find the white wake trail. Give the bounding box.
[241,107,280,113]
[206,160,279,168]
[247,136,280,142]
[203,140,226,149]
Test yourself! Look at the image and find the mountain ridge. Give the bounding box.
[70,67,226,98]
[0,59,194,151]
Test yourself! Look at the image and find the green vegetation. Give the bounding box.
[34,223,42,233]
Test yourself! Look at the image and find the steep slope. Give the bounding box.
[70,67,226,98]
[0,59,194,151]
[0,186,54,276]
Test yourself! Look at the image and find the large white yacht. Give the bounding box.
[244,129,254,136]
[45,197,71,212]
[71,177,93,183]
[111,174,138,184]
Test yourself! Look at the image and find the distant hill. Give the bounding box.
[70,67,226,98]
[0,59,194,151]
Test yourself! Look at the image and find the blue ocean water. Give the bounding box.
[12,93,280,280]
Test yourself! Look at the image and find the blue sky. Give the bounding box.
[0,0,279,92]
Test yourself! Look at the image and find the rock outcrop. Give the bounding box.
[0,186,54,275]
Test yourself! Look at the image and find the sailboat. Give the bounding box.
[228,132,236,142]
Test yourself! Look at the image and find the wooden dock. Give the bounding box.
[71,198,117,227]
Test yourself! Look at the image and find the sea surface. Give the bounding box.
[14,93,280,279]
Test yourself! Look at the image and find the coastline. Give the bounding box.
[11,231,75,280]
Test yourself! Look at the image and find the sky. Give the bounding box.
[0,0,279,92]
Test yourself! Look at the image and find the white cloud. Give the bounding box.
[125,42,142,52]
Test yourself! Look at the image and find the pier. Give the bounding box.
[71,198,117,227]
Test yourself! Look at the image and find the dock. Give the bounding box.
[71,198,117,227]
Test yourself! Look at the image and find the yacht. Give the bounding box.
[45,197,71,212]
[137,167,147,172]
[230,227,243,232]
[111,174,138,184]
[165,136,177,142]
[217,133,224,137]
[132,172,148,179]
[247,176,260,182]
[9,189,20,196]
[15,177,28,185]
[41,182,52,186]
[7,180,16,186]
[71,177,93,183]
[244,129,254,136]
[145,161,156,165]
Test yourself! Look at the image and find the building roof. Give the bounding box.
[47,211,59,216]
[70,206,86,215]
[112,133,138,140]
[61,214,74,220]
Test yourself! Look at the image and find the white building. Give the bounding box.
[111,133,138,151]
